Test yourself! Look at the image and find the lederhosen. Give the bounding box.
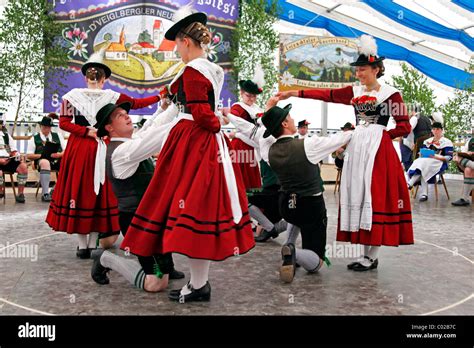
[457,138,474,173]
[34,133,63,171]
[106,140,173,275]
[269,137,327,260]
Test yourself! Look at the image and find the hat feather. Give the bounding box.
[432,111,444,124]
[87,47,106,64]
[358,34,378,57]
[172,2,196,23]
[252,63,265,89]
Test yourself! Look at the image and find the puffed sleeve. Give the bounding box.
[59,100,89,137]
[386,93,411,139]
[298,86,354,105]
[182,67,221,133]
[117,94,160,110]
[231,104,249,121]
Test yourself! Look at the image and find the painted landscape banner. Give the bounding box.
[44,0,238,114]
[279,35,359,91]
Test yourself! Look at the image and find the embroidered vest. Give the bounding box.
[269,138,323,197]
[34,133,62,154]
[106,141,155,213]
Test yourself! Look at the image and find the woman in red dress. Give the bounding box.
[277,35,414,271]
[229,66,265,189]
[46,53,160,259]
[121,10,255,302]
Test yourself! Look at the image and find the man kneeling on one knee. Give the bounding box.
[90,100,184,292]
[261,102,353,283]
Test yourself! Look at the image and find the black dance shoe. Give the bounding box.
[451,198,470,206]
[279,243,296,283]
[76,247,91,259]
[15,194,25,203]
[347,259,364,270]
[255,227,279,242]
[352,257,378,272]
[419,195,428,202]
[91,249,110,285]
[169,268,185,280]
[168,281,211,302]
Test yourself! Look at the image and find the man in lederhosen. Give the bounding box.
[90,100,185,292]
[26,115,66,202]
[261,104,352,283]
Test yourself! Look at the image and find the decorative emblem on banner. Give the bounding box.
[44,0,238,115]
[279,35,359,91]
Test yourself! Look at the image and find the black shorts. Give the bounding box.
[138,253,174,275]
[35,159,61,172]
[279,193,327,260]
[248,185,282,223]
[335,157,344,169]
[0,160,21,173]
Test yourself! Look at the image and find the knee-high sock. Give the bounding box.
[368,246,380,260]
[274,220,288,233]
[77,234,87,250]
[295,248,321,273]
[88,232,99,249]
[100,251,145,289]
[248,204,274,231]
[420,178,429,196]
[181,259,210,295]
[360,246,380,266]
[364,245,370,257]
[408,174,421,187]
[462,183,473,201]
[40,170,51,195]
[17,173,27,186]
[285,224,300,245]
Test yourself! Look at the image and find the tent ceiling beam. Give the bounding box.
[290,0,469,70]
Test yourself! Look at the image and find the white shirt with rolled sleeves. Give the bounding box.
[110,104,179,180]
[227,113,353,165]
[0,132,16,157]
[26,132,67,155]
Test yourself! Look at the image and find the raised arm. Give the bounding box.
[117,94,160,110]
[112,103,179,180]
[304,131,353,165]
[136,101,175,135]
[227,113,258,146]
[276,86,354,105]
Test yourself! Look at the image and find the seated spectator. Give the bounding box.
[0,114,29,202]
[452,132,473,206]
[26,115,66,202]
[407,122,453,202]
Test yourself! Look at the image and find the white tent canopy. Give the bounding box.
[273,0,473,133]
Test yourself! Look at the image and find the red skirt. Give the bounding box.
[121,120,255,261]
[230,138,262,189]
[45,134,120,235]
[337,132,414,246]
